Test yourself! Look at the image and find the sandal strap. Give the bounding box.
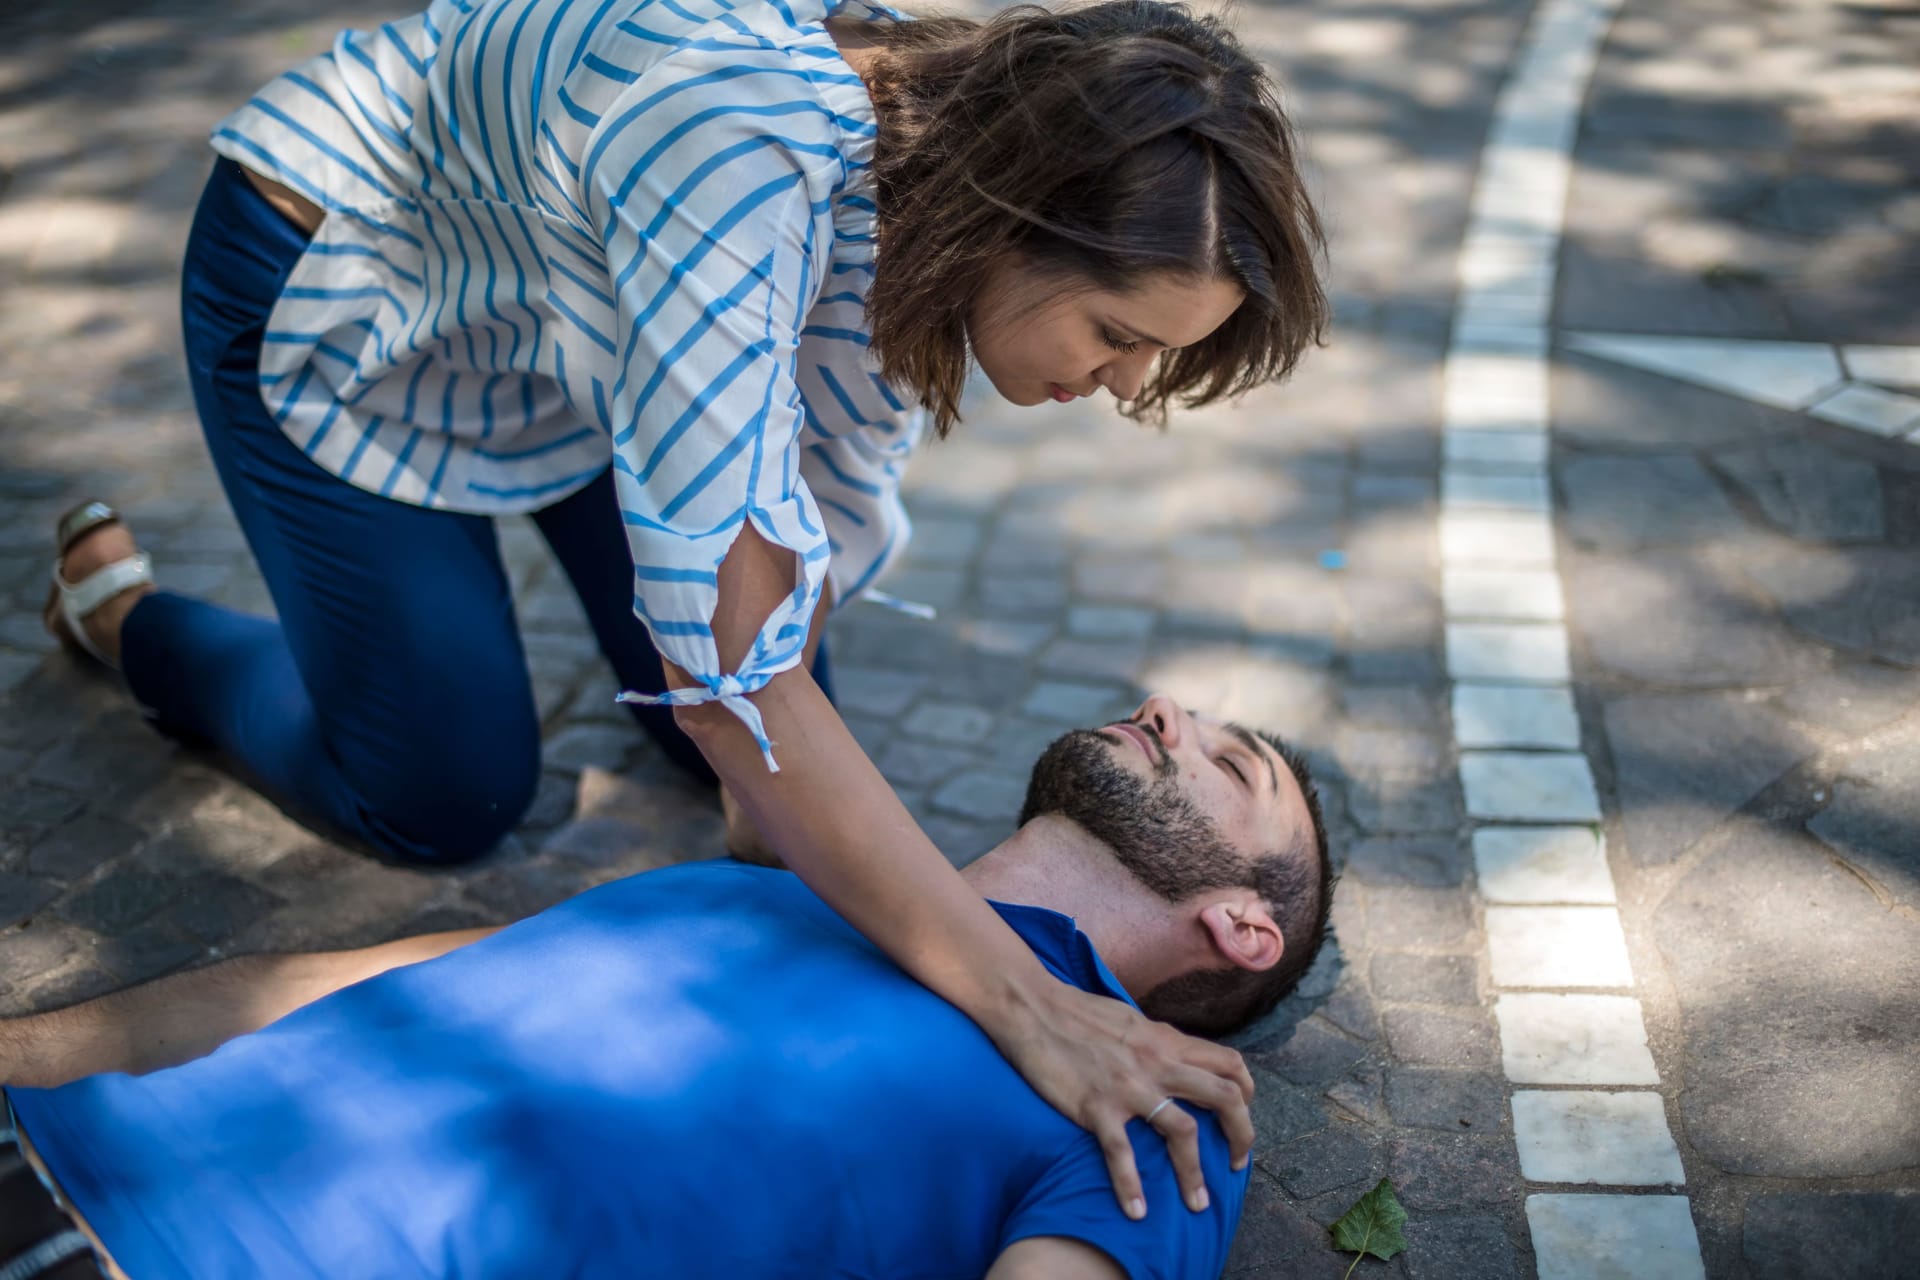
[57,553,153,622]
[54,501,121,559]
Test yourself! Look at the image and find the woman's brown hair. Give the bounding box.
[859,1,1328,434]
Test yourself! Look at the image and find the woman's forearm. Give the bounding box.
[676,671,1060,1030]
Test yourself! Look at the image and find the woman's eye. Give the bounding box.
[1102,330,1142,355]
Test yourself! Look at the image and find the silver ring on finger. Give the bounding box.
[1145,1097,1174,1124]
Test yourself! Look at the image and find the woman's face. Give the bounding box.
[967,260,1245,408]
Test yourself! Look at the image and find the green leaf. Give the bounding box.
[1329,1178,1409,1278]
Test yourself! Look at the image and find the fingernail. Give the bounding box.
[1232,1155,1249,1172]
[1127,1198,1146,1221]
[1189,1189,1210,1212]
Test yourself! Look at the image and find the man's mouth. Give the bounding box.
[1104,721,1159,765]
[1047,382,1077,403]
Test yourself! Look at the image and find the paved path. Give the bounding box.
[0,1,1913,1276]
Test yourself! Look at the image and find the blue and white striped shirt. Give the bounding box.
[213,0,923,762]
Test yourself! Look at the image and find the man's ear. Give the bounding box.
[1197,898,1283,974]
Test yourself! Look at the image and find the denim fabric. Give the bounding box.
[120,159,831,863]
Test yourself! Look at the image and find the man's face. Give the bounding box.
[1018,694,1310,903]
[967,261,1245,408]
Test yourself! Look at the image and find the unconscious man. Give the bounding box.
[0,694,1333,1280]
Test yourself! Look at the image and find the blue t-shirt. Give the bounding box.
[10,863,1246,1279]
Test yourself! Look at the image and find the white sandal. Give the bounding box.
[43,500,154,670]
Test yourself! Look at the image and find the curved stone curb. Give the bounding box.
[1440,0,1709,1274]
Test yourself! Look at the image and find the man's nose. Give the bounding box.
[1132,693,1184,749]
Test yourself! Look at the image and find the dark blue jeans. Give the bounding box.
[122,159,830,863]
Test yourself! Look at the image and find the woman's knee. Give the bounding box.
[349,732,542,865]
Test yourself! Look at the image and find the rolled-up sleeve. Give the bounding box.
[583,70,841,769]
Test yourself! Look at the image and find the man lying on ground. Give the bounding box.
[0,693,1333,1280]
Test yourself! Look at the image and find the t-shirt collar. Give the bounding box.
[987,901,1141,1012]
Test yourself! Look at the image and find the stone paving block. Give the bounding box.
[1655,821,1920,1177]
[1496,993,1659,1086]
[1527,1195,1705,1280]
[1262,1116,1384,1200]
[1382,1006,1500,1071]
[929,769,1030,823]
[0,782,86,846]
[1559,455,1746,550]
[1712,437,1885,543]
[1438,511,1554,567]
[1567,550,1817,687]
[1345,836,1467,888]
[1810,733,1920,913]
[1223,1175,1351,1279]
[1734,544,1920,667]
[1347,769,1461,835]
[163,873,287,944]
[0,871,59,929]
[1390,1132,1522,1211]
[1808,382,1920,436]
[25,812,144,880]
[1563,332,1838,410]
[957,617,1054,659]
[878,738,974,789]
[1512,1091,1685,1185]
[1842,344,1920,386]
[1445,624,1570,683]
[1403,1214,1521,1280]
[1072,558,1166,605]
[1384,1069,1508,1133]
[1440,469,1549,514]
[1345,647,1446,688]
[96,925,206,987]
[1020,680,1132,724]
[1372,953,1477,1005]
[832,667,928,718]
[1460,752,1600,822]
[52,865,182,933]
[917,814,1003,868]
[1340,686,1443,733]
[1248,1017,1369,1086]
[1317,982,1378,1043]
[1035,637,1147,684]
[1441,567,1564,621]
[1444,429,1548,471]
[0,920,98,1011]
[1248,1065,1334,1148]
[1065,605,1155,641]
[1363,887,1475,951]
[1742,1192,1920,1280]
[1452,683,1580,749]
[898,700,995,746]
[1474,827,1614,904]
[1486,905,1633,989]
[1604,692,1810,865]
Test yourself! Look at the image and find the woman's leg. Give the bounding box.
[117,159,540,863]
[529,469,837,789]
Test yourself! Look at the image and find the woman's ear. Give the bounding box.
[1197,899,1283,974]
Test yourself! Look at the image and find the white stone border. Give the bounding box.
[1441,0,1707,1274]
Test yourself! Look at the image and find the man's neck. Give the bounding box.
[960,817,1201,999]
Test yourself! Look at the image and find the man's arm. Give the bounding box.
[988,1238,1127,1280]
[0,926,500,1088]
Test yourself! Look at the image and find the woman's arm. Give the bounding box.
[668,523,1254,1219]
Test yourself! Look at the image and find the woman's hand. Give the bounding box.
[991,981,1256,1220]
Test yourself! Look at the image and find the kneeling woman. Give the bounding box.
[43,0,1325,1212]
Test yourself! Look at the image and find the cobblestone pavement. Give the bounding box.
[0,1,1913,1277]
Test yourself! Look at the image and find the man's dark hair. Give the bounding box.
[1139,733,1334,1038]
[852,1,1329,433]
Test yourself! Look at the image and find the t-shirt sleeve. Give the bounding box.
[583,70,838,769]
[999,1106,1251,1280]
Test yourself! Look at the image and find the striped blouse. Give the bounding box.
[212,0,923,764]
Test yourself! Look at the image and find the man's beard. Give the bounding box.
[1018,728,1253,904]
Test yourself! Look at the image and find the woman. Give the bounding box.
[44,0,1326,1217]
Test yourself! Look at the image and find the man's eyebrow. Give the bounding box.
[1226,722,1278,795]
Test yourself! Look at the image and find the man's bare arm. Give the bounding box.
[986,1237,1127,1279]
[0,926,500,1088]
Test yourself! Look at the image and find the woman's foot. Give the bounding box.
[44,515,155,667]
